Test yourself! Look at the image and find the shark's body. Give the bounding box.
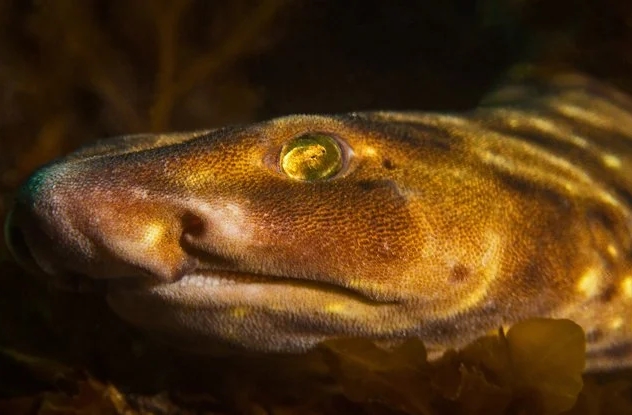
[6,71,632,371]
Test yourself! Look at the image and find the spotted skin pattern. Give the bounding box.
[5,72,632,371]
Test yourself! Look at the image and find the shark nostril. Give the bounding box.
[182,211,205,237]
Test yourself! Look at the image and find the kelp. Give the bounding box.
[0,319,631,415]
[0,0,289,192]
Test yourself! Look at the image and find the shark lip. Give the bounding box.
[108,269,398,305]
[105,269,407,354]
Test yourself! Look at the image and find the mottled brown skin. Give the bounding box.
[5,72,632,371]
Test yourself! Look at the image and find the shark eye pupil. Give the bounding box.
[280,133,342,181]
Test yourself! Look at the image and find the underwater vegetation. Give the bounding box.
[0,318,630,414]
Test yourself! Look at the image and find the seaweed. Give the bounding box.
[0,319,630,414]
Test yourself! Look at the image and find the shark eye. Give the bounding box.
[279,133,343,181]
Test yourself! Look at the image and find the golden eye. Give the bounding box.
[279,133,343,181]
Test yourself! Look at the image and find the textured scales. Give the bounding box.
[6,72,632,371]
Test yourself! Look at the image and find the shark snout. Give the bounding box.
[4,162,203,285]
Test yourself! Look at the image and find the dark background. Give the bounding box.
[3,0,632,201]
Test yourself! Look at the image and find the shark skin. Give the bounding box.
[5,71,632,371]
